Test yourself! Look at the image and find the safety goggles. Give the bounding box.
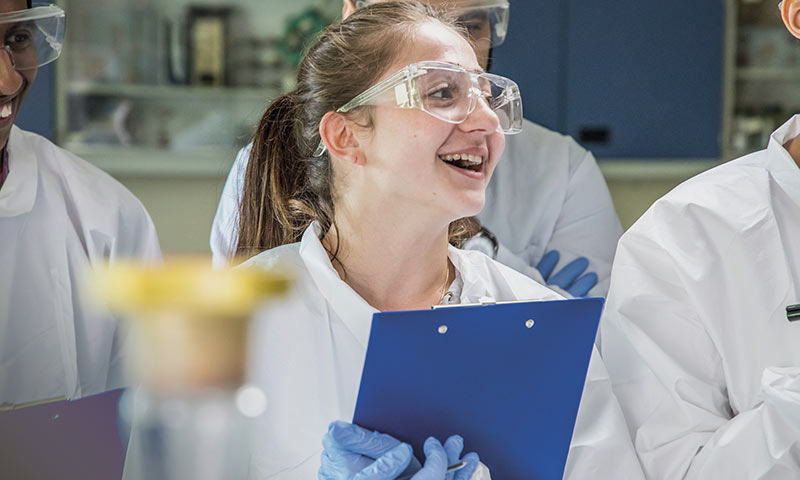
[0,4,65,70]
[355,1,510,48]
[314,60,522,157]
[455,0,510,48]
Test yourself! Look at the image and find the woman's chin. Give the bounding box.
[454,196,485,218]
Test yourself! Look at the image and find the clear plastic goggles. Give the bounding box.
[354,1,510,48]
[314,60,522,157]
[0,4,65,70]
[455,0,510,48]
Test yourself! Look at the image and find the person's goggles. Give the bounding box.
[455,0,510,48]
[314,60,522,157]
[0,4,65,70]
[355,1,510,48]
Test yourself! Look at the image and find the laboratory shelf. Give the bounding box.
[67,82,279,102]
[736,67,800,81]
[66,144,238,178]
[598,158,721,182]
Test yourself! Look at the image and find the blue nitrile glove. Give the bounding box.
[319,421,480,480]
[320,421,421,479]
[441,435,480,480]
[535,250,598,297]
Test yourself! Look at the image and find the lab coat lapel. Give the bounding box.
[51,240,81,400]
[768,115,800,210]
[0,127,37,217]
[298,223,376,349]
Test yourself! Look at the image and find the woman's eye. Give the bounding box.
[7,31,32,48]
[428,86,456,101]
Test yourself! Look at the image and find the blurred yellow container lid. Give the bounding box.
[93,259,291,317]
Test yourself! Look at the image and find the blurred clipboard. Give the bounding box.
[0,389,127,479]
[353,298,603,480]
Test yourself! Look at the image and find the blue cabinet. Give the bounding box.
[16,63,56,141]
[492,0,564,132]
[492,0,725,158]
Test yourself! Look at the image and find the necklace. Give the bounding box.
[438,260,452,304]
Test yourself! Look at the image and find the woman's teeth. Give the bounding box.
[440,153,482,164]
[439,153,484,172]
[0,103,11,119]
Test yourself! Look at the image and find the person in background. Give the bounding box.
[0,0,161,407]
[600,2,800,478]
[210,0,622,299]
[229,3,642,478]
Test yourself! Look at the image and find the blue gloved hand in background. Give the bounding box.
[319,421,479,480]
[535,250,598,297]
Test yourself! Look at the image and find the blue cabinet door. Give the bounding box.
[491,0,563,131]
[16,62,56,141]
[564,0,725,158]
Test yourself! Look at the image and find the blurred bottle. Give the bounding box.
[93,260,290,480]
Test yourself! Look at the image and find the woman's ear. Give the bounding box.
[319,111,366,165]
[782,0,800,39]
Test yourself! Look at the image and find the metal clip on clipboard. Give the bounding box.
[432,297,542,309]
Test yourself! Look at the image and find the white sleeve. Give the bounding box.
[563,347,645,479]
[210,144,252,268]
[601,222,800,479]
[493,148,621,298]
[543,149,622,297]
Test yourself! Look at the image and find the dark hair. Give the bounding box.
[235,2,478,260]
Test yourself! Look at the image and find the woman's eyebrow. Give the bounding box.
[449,62,485,74]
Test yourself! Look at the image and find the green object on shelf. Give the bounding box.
[278,8,331,68]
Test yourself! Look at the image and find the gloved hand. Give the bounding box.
[535,250,598,297]
[319,421,479,480]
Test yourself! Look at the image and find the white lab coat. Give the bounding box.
[0,126,161,406]
[210,119,623,296]
[600,115,800,479]
[240,223,643,479]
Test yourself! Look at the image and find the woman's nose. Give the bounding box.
[0,48,22,96]
[460,93,501,134]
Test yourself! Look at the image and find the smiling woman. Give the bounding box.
[235,3,502,264]
[220,2,645,480]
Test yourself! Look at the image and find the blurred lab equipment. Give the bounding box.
[278,6,329,68]
[187,6,233,86]
[93,260,290,480]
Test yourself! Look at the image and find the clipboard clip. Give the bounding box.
[432,297,541,310]
[788,304,800,322]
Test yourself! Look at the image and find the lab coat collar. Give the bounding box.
[298,223,377,349]
[0,127,37,217]
[767,115,800,208]
[297,224,513,347]
[447,244,499,303]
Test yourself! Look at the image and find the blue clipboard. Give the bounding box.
[0,389,127,479]
[353,298,603,480]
